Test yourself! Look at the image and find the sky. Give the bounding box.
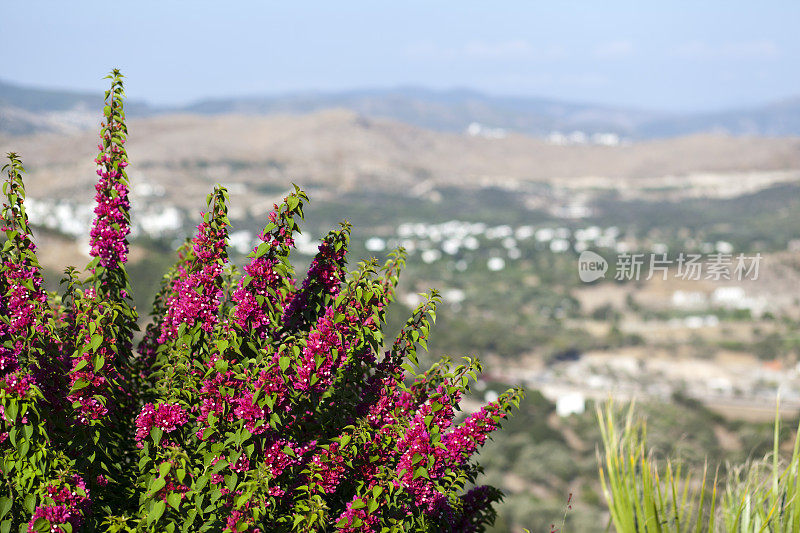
[2,1,799,112]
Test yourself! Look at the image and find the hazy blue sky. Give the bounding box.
[2,1,798,111]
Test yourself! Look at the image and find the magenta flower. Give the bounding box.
[89,101,130,268]
[0,153,49,378]
[0,371,34,398]
[281,230,348,327]
[159,207,228,341]
[232,201,300,338]
[441,401,505,466]
[293,307,351,393]
[135,402,189,446]
[89,173,130,267]
[28,474,90,533]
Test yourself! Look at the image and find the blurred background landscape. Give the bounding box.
[2,2,800,530]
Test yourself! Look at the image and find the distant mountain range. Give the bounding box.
[2,78,799,139]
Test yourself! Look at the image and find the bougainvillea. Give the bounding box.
[0,71,521,533]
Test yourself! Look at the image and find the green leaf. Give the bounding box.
[212,459,228,473]
[148,500,166,526]
[167,492,182,510]
[90,333,103,352]
[0,498,10,519]
[159,461,172,478]
[150,476,166,494]
[194,474,208,492]
[350,498,365,509]
[23,494,35,513]
[183,509,197,532]
[5,402,17,421]
[71,378,90,391]
[234,492,250,509]
[254,242,270,258]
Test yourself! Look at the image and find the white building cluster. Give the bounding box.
[671,287,768,317]
[364,220,625,271]
[24,197,184,241]
[465,122,507,139]
[546,131,622,146]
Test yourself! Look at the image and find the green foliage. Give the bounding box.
[597,401,800,533]
[718,404,800,532]
[598,402,717,533]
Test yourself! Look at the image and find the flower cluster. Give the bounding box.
[197,364,244,435]
[232,252,282,337]
[310,441,347,494]
[28,475,90,533]
[281,231,348,326]
[89,74,130,268]
[3,260,46,340]
[135,402,189,446]
[393,398,507,517]
[0,347,15,375]
[0,371,34,398]
[159,208,228,341]
[441,402,505,464]
[293,307,351,393]
[395,406,444,513]
[233,201,302,337]
[0,154,49,394]
[89,154,130,267]
[336,494,381,532]
[0,72,520,532]
[65,292,130,425]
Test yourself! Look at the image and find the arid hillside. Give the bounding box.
[2,110,800,209]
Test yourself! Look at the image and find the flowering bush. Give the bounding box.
[0,71,521,533]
